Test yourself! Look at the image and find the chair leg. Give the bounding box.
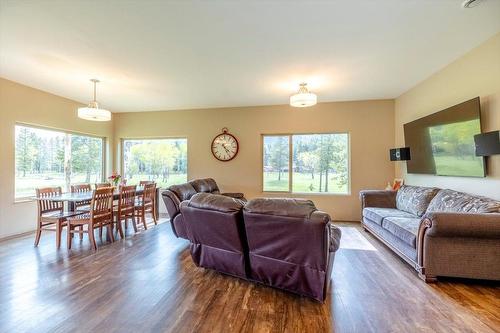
[89,224,97,251]
[79,225,84,240]
[117,218,124,239]
[67,224,73,249]
[107,223,115,243]
[131,215,138,233]
[142,210,147,230]
[99,225,103,240]
[34,224,42,247]
[56,221,62,249]
[152,209,157,225]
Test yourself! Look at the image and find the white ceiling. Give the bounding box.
[1,0,499,112]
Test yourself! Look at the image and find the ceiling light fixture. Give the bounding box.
[77,79,111,121]
[290,83,317,107]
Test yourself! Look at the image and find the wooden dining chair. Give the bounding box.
[134,183,157,229]
[113,185,137,238]
[35,187,83,248]
[70,184,92,211]
[139,180,154,186]
[67,187,115,251]
[95,182,112,189]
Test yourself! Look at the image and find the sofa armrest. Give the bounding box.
[420,212,500,239]
[162,190,181,218]
[359,190,397,209]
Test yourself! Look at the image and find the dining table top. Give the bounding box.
[32,186,146,202]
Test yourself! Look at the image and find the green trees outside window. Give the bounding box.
[122,138,187,188]
[15,125,104,198]
[263,133,349,194]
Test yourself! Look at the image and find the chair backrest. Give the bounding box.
[180,192,247,278]
[90,187,114,222]
[36,187,63,215]
[70,184,92,209]
[139,180,155,186]
[142,183,156,205]
[95,182,112,189]
[118,185,136,215]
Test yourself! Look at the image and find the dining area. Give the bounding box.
[33,181,159,251]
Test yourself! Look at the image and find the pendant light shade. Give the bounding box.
[290,83,317,107]
[77,79,111,121]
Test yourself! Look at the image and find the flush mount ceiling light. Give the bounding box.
[290,83,317,107]
[77,79,111,121]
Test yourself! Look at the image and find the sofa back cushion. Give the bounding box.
[244,198,316,218]
[190,178,220,194]
[396,185,440,217]
[426,189,500,214]
[168,183,197,201]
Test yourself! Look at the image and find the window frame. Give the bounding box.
[261,132,351,195]
[120,136,189,189]
[14,122,106,201]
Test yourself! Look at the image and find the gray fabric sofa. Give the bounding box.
[359,185,500,282]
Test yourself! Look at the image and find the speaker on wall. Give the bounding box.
[390,147,411,161]
[474,131,500,156]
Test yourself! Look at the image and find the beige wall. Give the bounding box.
[395,33,500,199]
[0,78,114,238]
[114,100,395,221]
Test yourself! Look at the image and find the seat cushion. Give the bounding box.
[426,189,500,214]
[396,185,440,217]
[362,207,416,225]
[381,216,421,248]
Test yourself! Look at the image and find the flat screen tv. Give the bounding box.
[404,97,485,177]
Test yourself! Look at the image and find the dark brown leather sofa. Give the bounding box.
[162,178,245,239]
[180,194,342,302]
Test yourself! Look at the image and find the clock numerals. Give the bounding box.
[211,132,239,161]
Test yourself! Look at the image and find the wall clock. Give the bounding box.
[211,127,239,161]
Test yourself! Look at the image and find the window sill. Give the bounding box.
[262,191,351,196]
[14,198,35,204]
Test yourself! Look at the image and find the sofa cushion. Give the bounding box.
[381,216,421,248]
[244,198,316,218]
[426,189,500,214]
[188,193,244,213]
[190,178,220,193]
[168,183,197,201]
[362,207,416,225]
[396,185,440,217]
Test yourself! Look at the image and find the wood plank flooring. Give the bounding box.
[0,221,498,333]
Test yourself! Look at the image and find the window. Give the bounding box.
[122,138,187,188]
[15,125,104,199]
[263,133,349,194]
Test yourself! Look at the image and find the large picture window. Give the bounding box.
[15,125,105,198]
[122,138,187,188]
[263,133,349,194]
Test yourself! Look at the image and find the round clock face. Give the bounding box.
[211,131,239,161]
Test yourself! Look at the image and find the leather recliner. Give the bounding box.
[180,193,248,279]
[243,198,341,302]
[161,178,245,239]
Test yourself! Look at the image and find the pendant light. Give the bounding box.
[290,82,317,107]
[77,79,111,121]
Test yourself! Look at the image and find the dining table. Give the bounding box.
[32,186,160,219]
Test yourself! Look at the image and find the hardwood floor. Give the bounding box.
[0,221,498,333]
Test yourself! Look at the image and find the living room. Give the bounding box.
[0,1,499,332]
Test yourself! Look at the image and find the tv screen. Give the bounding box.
[404,97,485,177]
